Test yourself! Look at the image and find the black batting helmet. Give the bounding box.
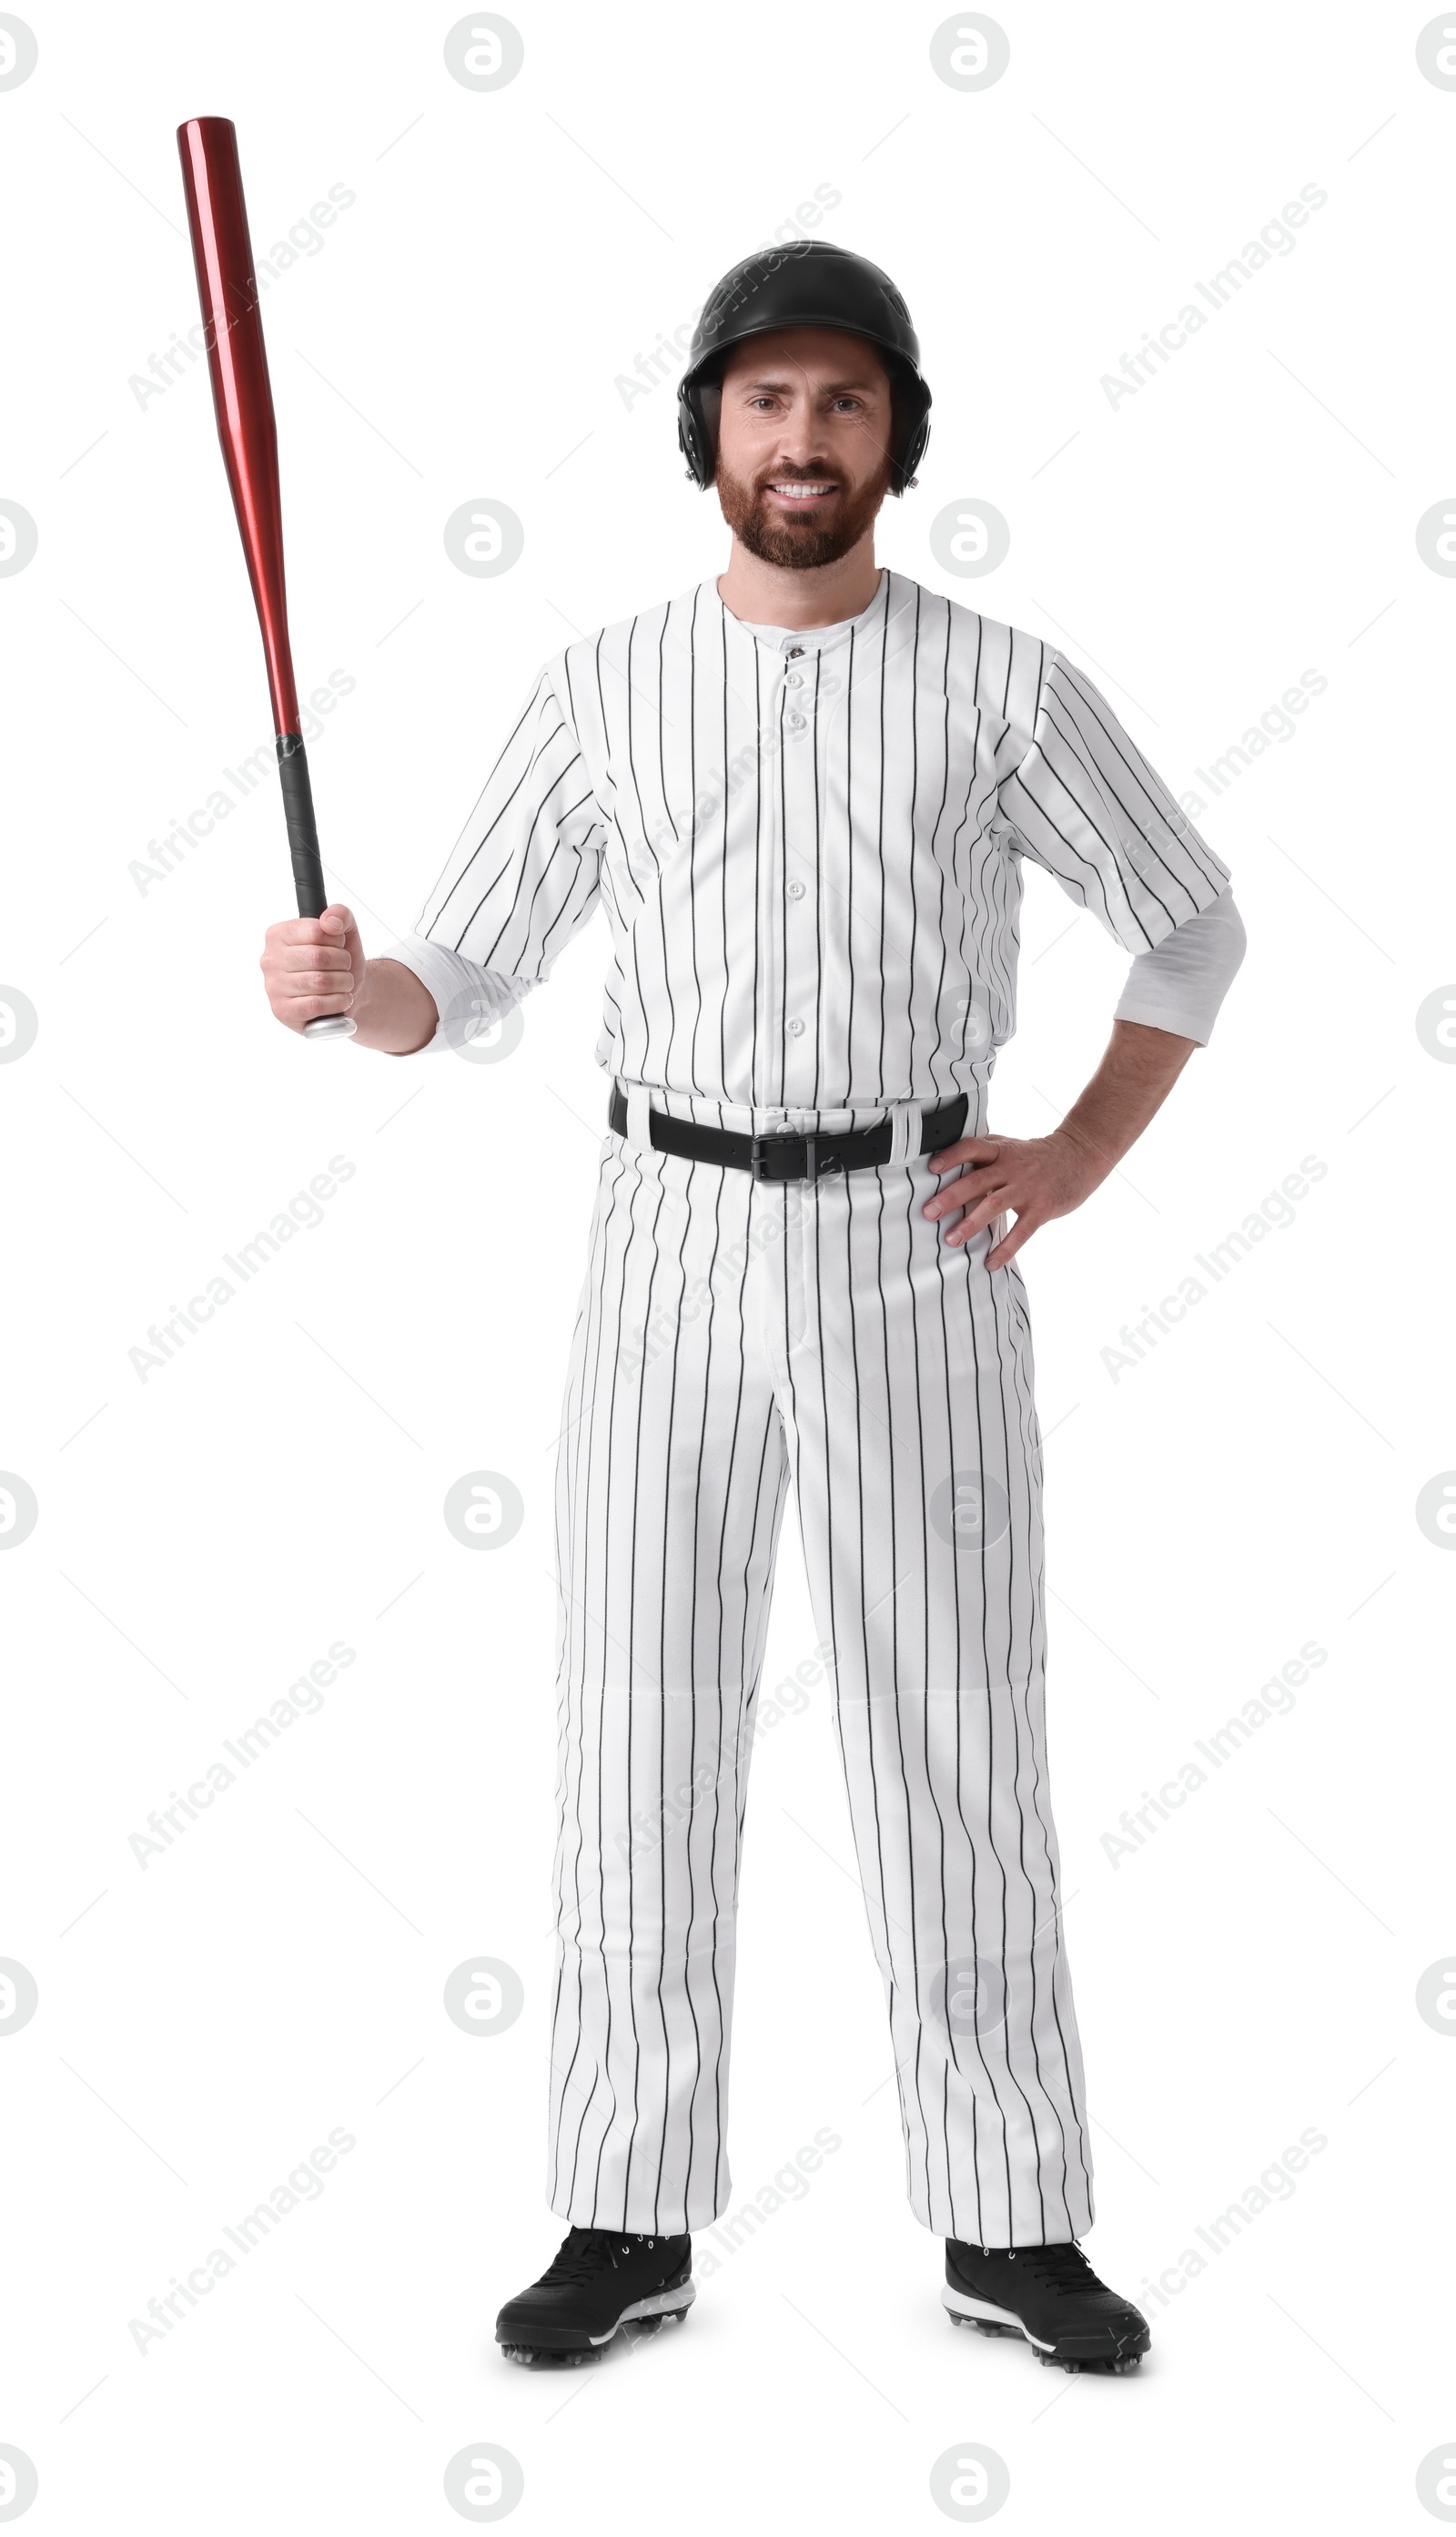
[677,240,932,498]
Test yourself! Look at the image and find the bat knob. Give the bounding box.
[303,1014,358,1040]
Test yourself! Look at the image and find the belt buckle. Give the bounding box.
[750,1131,842,1183]
[750,1132,799,1182]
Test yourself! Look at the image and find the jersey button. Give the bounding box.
[785,672,803,688]
[786,879,805,900]
[786,1016,804,1037]
[786,644,804,659]
[787,712,806,729]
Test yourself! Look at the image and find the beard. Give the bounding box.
[714,452,892,571]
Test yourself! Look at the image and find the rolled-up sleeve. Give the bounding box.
[379,665,605,1050]
[1113,885,1247,1044]
[996,647,1231,955]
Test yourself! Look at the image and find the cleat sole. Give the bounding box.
[943,2284,1149,2373]
[495,2279,694,2362]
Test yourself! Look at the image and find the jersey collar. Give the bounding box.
[704,565,898,658]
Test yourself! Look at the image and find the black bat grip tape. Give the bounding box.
[276,734,328,920]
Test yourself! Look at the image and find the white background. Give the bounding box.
[3,2,1453,2530]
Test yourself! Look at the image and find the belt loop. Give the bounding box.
[887,1098,923,1166]
[624,1083,652,1151]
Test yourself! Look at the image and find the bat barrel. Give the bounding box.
[177,116,300,736]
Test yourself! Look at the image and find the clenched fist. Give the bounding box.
[260,904,364,1032]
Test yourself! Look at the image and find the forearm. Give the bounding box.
[349,957,440,1054]
[1055,1019,1197,1188]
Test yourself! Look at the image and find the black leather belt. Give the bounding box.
[608,1085,969,1183]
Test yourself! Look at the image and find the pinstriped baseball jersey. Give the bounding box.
[410,567,1230,1119]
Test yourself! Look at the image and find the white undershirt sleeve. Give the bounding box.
[1112,885,1246,1046]
[372,936,532,1053]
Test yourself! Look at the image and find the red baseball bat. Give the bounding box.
[177,115,355,1040]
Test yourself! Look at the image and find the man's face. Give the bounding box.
[712,326,894,570]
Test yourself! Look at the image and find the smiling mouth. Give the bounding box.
[764,480,839,502]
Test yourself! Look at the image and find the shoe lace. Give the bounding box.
[540,2228,639,2288]
[1006,2242,1101,2294]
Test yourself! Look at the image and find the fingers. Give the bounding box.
[278,992,357,1031]
[921,1132,1060,1264]
[259,988,356,1034]
[923,1138,1007,1223]
[260,910,360,1034]
[259,949,355,987]
[263,911,354,950]
[939,1190,1042,1260]
[283,966,355,992]
[269,943,355,971]
[260,949,354,979]
[923,1162,1008,1223]
[926,1162,1036,1253]
[986,1214,1038,1270]
[927,1134,1001,1172]
[944,1192,1016,1246]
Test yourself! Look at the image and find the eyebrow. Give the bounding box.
[733,371,882,393]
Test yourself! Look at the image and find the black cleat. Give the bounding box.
[943,2238,1150,2374]
[495,2227,693,2365]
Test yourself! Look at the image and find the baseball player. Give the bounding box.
[260,244,1245,2374]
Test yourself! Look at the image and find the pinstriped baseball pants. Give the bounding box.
[546,1108,1095,2246]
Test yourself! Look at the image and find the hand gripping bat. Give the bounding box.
[177,116,356,1039]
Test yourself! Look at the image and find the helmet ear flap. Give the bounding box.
[676,385,704,484]
[678,366,722,490]
[888,365,933,497]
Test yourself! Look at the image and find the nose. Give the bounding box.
[769,412,832,472]
[771,387,829,458]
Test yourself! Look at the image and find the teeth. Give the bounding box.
[770,482,834,499]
